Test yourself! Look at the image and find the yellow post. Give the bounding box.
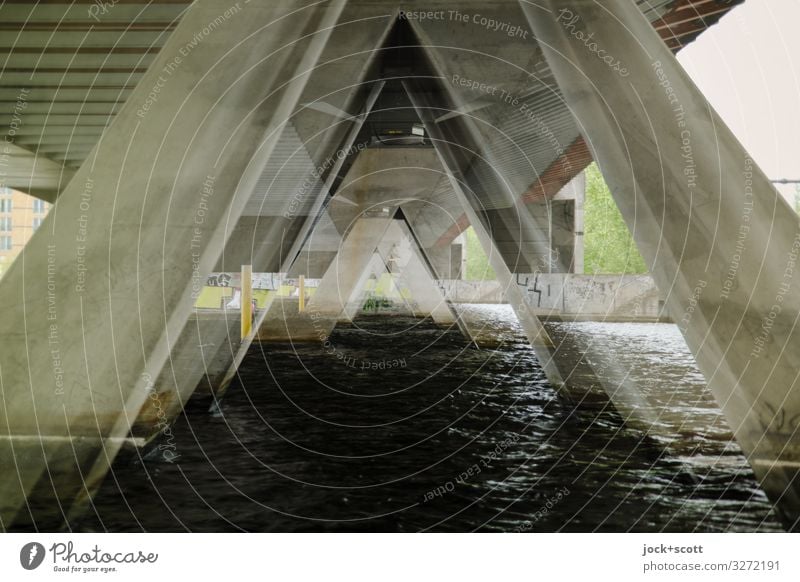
[241,264,252,338]
[298,275,305,312]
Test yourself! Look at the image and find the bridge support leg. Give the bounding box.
[526,0,800,529]
[379,221,458,325]
[0,0,345,530]
[257,217,394,341]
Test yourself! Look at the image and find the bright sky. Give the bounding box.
[678,0,800,205]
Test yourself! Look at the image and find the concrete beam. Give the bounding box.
[0,143,74,202]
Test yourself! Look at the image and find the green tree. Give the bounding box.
[464,226,496,281]
[583,163,647,274]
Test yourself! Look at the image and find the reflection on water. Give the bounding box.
[79,305,782,531]
[545,321,740,456]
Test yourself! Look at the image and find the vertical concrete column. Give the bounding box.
[573,173,585,274]
[525,0,800,528]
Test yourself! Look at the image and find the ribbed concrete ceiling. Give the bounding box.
[0,0,192,200]
[0,0,742,202]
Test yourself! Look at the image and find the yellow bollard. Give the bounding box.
[298,275,305,312]
[241,264,252,338]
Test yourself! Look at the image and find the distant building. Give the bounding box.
[0,187,51,278]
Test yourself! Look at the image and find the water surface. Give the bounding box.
[79,306,782,532]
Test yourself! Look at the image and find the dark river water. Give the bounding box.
[78,306,782,532]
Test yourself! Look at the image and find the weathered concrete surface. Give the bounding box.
[0,0,346,530]
[379,221,457,325]
[258,217,393,341]
[406,87,566,390]
[257,298,321,342]
[527,0,800,529]
[438,274,667,321]
[135,311,244,418]
[440,280,505,304]
[530,274,667,322]
[128,3,397,442]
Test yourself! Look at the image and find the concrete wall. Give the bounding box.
[442,274,666,320]
[191,274,664,321]
[526,273,667,321]
[440,280,504,304]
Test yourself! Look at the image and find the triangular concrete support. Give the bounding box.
[258,216,394,342]
[257,213,472,342]
[379,221,455,325]
[340,251,394,321]
[0,0,347,530]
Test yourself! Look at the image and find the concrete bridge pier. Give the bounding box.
[405,91,565,388]
[179,67,391,405]
[258,214,471,342]
[340,252,397,320]
[378,220,459,326]
[0,0,347,530]
[387,245,455,325]
[258,216,394,342]
[526,0,800,529]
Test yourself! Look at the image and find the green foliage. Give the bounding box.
[362,295,393,312]
[583,163,648,274]
[464,226,497,281]
[461,163,646,279]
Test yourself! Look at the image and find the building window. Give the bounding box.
[32,217,43,231]
[0,199,11,213]
[0,217,11,232]
[0,187,11,195]
[0,236,11,250]
[33,199,47,214]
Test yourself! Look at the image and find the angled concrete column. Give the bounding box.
[207,78,391,399]
[391,249,454,324]
[424,243,463,280]
[308,217,395,316]
[446,179,562,366]
[341,252,393,320]
[379,221,455,325]
[0,0,345,530]
[526,0,800,529]
[258,216,394,341]
[398,219,485,344]
[406,88,564,387]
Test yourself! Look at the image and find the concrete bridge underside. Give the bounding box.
[1,0,798,531]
